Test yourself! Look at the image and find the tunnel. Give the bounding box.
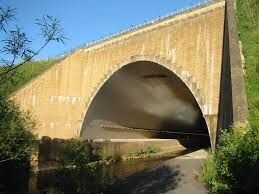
[81,61,210,148]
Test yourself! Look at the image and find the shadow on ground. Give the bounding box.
[109,164,182,194]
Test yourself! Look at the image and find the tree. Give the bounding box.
[0,96,35,165]
[0,6,66,83]
[0,5,66,167]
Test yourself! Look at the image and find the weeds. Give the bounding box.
[128,145,161,158]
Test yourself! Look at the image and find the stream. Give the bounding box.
[0,157,170,194]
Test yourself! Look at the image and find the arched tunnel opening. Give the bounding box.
[81,61,210,149]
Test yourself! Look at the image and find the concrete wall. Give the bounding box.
[224,0,248,127]
[12,1,226,148]
[217,0,248,144]
[37,137,185,168]
[217,5,234,134]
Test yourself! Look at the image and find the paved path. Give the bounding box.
[111,150,208,194]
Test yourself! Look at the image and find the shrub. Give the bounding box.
[200,127,259,193]
[55,139,112,194]
[59,139,100,168]
[0,96,36,167]
[0,96,36,190]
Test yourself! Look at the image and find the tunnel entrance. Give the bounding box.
[81,61,210,148]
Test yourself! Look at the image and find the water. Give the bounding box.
[0,157,168,194]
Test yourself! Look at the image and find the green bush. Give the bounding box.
[0,96,36,167]
[0,96,36,190]
[59,139,100,168]
[200,127,259,193]
[55,139,112,194]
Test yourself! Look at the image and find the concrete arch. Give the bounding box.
[80,55,211,145]
[11,1,226,149]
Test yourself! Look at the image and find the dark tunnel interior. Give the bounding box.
[81,61,210,148]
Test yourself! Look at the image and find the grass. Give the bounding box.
[0,59,59,96]
[127,145,161,158]
[236,0,259,127]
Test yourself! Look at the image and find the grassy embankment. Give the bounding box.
[0,59,59,96]
[237,0,259,127]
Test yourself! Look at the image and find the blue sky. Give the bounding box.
[2,0,207,59]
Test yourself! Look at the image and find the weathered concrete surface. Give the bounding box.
[12,1,226,148]
[37,137,186,171]
[224,0,248,128]
[217,0,248,144]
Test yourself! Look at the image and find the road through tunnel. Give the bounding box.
[81,61,210,148]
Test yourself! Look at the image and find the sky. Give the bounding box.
[1,0,209,59]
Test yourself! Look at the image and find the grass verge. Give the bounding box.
[0,59,59,96]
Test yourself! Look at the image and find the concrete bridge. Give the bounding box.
[12,0,247,149]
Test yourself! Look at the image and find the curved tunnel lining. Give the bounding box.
[80,60,210,147]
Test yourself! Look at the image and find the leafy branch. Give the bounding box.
[0,7,66,83]
[0,6,15,32]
